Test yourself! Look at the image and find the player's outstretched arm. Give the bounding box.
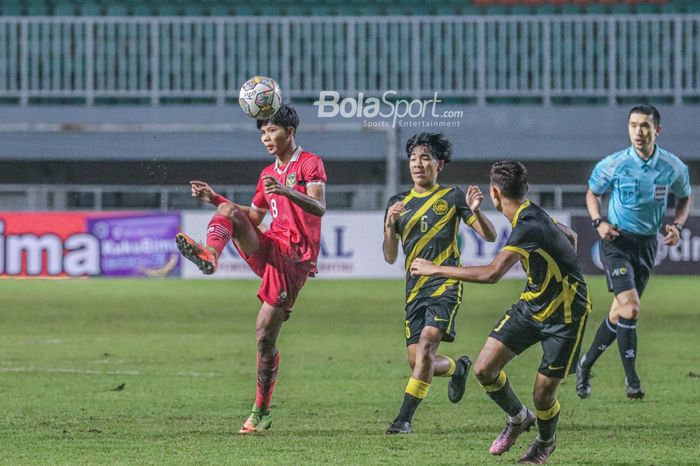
[190,180,263,226]
[466,186,497,242]
[262,175,326,217]
[410,249,521,284]
[190,180,220,204]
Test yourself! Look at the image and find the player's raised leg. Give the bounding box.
[177,201,261,275]
[408,346,453,376]
[474,337,535,456]
[240,302,287,434]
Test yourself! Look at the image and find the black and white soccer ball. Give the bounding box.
[238,76,282,120]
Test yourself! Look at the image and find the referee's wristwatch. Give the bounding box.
[592,218,605,228]
[673,222,684,232]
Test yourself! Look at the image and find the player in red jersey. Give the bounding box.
[175,105,327,433]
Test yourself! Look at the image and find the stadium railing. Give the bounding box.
[3,183,700,215]
[0,15,699,105]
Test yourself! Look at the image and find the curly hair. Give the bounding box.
[405,132,452,163]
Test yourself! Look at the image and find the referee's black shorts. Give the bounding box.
[599,230,658,297]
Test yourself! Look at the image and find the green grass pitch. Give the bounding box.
[1,277,698,465]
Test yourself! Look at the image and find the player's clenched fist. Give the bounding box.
[466,185,484,212]
[190,180,216,204]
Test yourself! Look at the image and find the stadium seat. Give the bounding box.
[636,4,662,12]
[561,4,584,14]
[53,2,78,15]
[0,0,689,17]
[481,5,509,15]
[535,4,558,14]
[685,1,700,12]
[76,1,103,15]
[156,4,179,16]
[26,0,50,15]
[610,3,635,13]
[130,4,156,15]
[105,4,128,15]
[208,4,233,16]
[1,0,22,14]
[583,4,609,14]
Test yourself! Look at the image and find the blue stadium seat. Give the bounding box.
[1,0,22,14]
[130,4,156,15]
[583,4,609,14]
[77,1,103,15]
[53,2,79,15]
[636,3,663,13]
[481,5,508,15]
[26,0,50,15]
[0,0,692,18]
[106,4,128,16]
[561,5,584,14]
[685,1,700,12]
[156,4,179,16]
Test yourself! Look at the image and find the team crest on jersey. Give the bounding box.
[432,199,449,215]
[286,173,297,188]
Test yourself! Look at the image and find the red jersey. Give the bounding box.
[251,147,327,273]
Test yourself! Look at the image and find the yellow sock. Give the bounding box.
[405,377,431,399]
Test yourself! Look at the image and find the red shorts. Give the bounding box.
[236,228,310,311]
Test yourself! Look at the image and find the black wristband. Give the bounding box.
[592,218,605,228]
[673,222,684,232]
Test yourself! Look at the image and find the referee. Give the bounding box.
[577,104,691,400]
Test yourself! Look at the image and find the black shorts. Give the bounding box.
[599,231,658,297]
[489,308,589,379]
[405,297,460,346]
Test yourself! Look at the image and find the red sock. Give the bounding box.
[206,214,233,256]
[255,351,280,411]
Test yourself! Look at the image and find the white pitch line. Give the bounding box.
[0,367,219,377]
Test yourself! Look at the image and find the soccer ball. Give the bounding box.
[238,76,282,120]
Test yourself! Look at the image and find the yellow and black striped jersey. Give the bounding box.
[385,184,475,304]
[504,200,591,324]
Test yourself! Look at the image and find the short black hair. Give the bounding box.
[257,104,299,130]
[490,161,528,200]
[405,132,452,163]
[628,104,661,127]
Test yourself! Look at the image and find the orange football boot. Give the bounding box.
[175,232,218,275]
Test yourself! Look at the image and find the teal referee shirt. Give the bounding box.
[588,145,691,236]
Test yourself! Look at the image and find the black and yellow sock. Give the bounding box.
[581,317,617,370]
[536,398,560,442]
[397,377,431,423]
[480,370,523,417]
[617,317,640,386]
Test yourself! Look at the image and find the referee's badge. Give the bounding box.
[286,173,297,188]
[654,185,668,201]
[432,199,449,215]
